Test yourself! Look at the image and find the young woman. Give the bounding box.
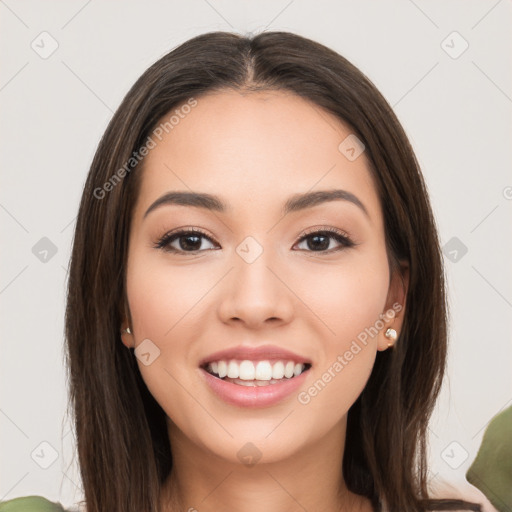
[1,31,493,512]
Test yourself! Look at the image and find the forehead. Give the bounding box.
[134,89,381,222]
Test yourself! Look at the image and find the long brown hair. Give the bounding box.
[65,31,481,512]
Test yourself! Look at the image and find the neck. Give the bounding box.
[160,416,372,512]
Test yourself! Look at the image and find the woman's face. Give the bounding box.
[122,89,406,465]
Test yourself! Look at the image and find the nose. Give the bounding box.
[217,249,294,329]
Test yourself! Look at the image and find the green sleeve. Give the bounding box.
[0,496,67,511]
[466,405,512,512]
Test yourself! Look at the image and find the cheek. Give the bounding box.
[126,254,213,339]
[124,251,217,414]
[291,250,390,342]
[124,261,196,431]
[291,251,389,410]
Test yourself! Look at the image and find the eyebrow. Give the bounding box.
[143,189,369,219]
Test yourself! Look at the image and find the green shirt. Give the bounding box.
[0,496,70,511]
[466,405,512,512]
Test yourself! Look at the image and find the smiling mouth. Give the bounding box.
[201,360,312,387]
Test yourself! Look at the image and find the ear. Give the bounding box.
[377,259,409,352]
[119,296,134,349]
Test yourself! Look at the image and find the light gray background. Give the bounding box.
[1,0,511,508]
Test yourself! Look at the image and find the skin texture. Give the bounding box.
[120,90,408,512]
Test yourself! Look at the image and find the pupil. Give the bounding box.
[308,234,328,251]
[181,235,201,251]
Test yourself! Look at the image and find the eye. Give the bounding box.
[154,226,356,255]
[153,228,218,254]
[293,227,355,253]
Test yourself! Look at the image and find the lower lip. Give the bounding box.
[200,367,310,408]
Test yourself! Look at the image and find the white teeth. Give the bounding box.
[206,359,308,381]
[272,361,285,379]
[217,360,227,378]
[227,360,239,378]
[284,361,295,378]
[255,361,272,380]
[239,360,255,380]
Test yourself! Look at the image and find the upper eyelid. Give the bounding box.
[297,225,351,238]
[153,227,217,250]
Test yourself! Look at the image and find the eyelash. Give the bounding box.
[153,226,356,255]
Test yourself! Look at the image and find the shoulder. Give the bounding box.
[0,496,70,512]
[467,405,512,511]
[428,477,500,512]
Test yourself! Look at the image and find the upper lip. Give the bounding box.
[199,344,312,367]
